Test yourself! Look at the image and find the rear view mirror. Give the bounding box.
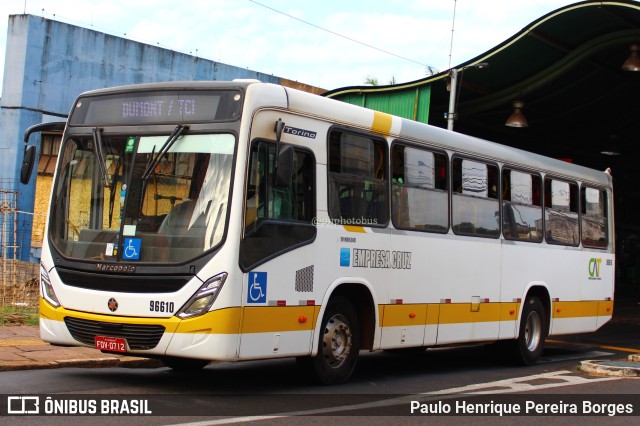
[20,145,37,184]
[21,121,66,185]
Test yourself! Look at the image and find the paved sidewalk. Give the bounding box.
[0,325,162,371]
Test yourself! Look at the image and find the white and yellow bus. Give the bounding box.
[21,80,614,385]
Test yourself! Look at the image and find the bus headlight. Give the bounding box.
[177,272,227,319]
[40,263,60,307]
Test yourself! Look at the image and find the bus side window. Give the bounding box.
[501,169,543,242]
[581,186,608,248]
[391,143,448,233]
[451,157,500,238]
[328,130,388,227]
[544,178,579,246]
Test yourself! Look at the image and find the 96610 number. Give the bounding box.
[150,300,174,313]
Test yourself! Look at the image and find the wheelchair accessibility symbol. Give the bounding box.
[122,238,141,260]
[247,272,267,303]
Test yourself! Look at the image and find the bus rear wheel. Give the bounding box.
[297,296,360,385]
[513,296,546,365]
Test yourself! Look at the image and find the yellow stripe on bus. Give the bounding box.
[176,308,242,334]
[552,301,600,318]
[380,304,428,327]
[426,303,440,325]
[380,302,515,327]
[438,303,503,324]
[40,299,244,334]
[39,299,182,331]
[240,306,320,333]
[371,111,393,135]
[598,300,614,317]
[40,300,321,335]
[379,300,608,328]
[500,302,520,322]
[41,298,613,336]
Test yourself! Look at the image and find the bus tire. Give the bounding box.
[297,296,360,385]
[514,296,546,365]
[161,356,210,371]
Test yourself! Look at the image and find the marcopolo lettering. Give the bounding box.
[96,264,136,273]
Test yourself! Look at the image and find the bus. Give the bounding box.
[21,80,614,385]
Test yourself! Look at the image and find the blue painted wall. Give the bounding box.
[0,15,285,261]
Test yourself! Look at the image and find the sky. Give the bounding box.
[0,0,585,91]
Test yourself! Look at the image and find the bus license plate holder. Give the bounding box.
[95,335,127,353]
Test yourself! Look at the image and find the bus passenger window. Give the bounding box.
[451,157,500,238]
[581,186,608,248]
[328,130,388,227]
[502,169,542,242]
[544,178,579,246]
[391,143,448,233]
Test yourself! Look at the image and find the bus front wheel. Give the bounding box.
[514,296,546,365]
[297,296,360,385]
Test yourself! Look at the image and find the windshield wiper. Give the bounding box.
[107,155,121,228]
[141,124,189,180]
[92,127,110,187]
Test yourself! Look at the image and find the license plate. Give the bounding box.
[95,336,127,353]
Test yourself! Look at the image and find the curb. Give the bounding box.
[579,355,640,378]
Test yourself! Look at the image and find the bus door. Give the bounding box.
[238,112,321,359]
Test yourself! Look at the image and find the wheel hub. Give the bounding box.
[322,314,352,368]
[524,310,541,352]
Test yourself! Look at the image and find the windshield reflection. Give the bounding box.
[50,133,234,263]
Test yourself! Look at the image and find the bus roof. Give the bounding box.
[72,80,612,188]
[278,83,612,188]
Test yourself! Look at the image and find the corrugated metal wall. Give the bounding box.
[329,85,431,124]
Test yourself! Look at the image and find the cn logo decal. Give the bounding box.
[248,272,267,303]
[588,258,602,280]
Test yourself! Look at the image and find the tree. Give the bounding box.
[363,75,396,86]
[364,75,380,86]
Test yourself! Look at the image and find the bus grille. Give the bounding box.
[64,317,165,350]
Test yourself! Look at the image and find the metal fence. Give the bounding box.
[0,259,39,311]
[0,183,41,320]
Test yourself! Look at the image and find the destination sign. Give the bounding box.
[69,90,242,125]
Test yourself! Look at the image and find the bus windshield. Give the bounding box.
[49,131,235,264]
